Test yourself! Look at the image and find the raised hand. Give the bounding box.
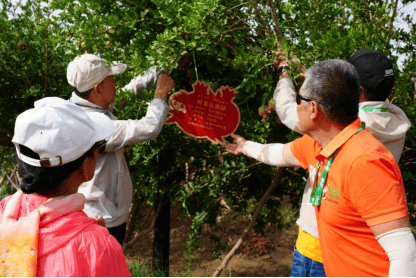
[225,134,247,155]
[155,70,175,101]
[273,51,306,82]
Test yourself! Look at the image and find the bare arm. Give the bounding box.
[370,217,410,237]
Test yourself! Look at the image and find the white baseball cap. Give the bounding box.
[67,54,127,93]
[12,97,115,167]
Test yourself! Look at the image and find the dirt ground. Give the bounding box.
[125,201,298,277]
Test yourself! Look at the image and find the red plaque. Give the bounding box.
[166,81,240,145]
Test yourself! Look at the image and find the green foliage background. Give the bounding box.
[0,0,415,260]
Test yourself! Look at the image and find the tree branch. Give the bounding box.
[212,167,285,277]
[122,200,164,252]
[266,0,283,45]
[247,0,272,37]
[121,0,140,7]
[6,174,19,191]
[0,174,6,187]
[90,17,161,38]
[211,37,237,51]
[414,78,416,106]
[384,0,399,52]
[124,190,144,244]
[229,2,249,11]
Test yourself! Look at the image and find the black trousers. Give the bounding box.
[107,222,127,246]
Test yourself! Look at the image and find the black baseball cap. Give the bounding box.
[347,49,395,90]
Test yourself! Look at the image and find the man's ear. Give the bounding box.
[93,84,100,95]
[309,101,320,120]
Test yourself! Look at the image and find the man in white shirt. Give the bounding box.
[67,54,175,245]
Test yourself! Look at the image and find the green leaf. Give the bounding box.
[141,9,148,19]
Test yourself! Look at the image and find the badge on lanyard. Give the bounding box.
[309,123,365,207]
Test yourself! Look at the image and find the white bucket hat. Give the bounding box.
[67,54,127,93]
[12,97,115,167]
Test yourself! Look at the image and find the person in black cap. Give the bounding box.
[346,49,411,162]
[348,48,395,102]
[248,50,411,277]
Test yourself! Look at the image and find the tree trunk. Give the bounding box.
[212,167,286,277]
[152,197,170,275]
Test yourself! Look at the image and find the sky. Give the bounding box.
[392,0,416,69]
[5,0,416,70]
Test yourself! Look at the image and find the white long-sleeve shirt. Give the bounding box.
[70,93,168,228]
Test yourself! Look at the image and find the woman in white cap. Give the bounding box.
[0,97,131,276]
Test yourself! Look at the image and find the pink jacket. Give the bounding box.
[0,194,132,277]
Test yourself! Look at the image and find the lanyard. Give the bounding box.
[309,122,365,207]
[360,107,388,112]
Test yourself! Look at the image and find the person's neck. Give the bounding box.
[84,89,109,109]
[34,172,83,198]
[308,120,346,150]
[359,88,369,103]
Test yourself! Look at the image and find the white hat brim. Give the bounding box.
[107,63,127,76]
[86,112,115,142]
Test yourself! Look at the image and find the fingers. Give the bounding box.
[233,134,246,145]
[298,64,307,73]
[274,51,286,58]
[274,52,289,70]
[157,75,175,92]
[225,144,240,155]
[2,190,24,221]
[231,133,240,143]
[95,215,106,227]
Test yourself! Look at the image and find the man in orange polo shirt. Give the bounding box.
[226,59,416,276]
[271,49,411,277]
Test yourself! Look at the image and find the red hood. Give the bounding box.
[1,194,96,257]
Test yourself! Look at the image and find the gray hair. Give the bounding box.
[301,59,360,126]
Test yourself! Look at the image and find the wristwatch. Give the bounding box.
[277,65,291,77]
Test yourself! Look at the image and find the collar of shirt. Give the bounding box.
[359,101,388,110]
[317,118,362,159]
[69,92,115,119]
[69,92,106,111]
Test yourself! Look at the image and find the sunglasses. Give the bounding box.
[296,94,332,110]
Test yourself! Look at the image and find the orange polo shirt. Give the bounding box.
[290,118,408,277]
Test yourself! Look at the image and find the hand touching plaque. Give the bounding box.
[166,81,240,144]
